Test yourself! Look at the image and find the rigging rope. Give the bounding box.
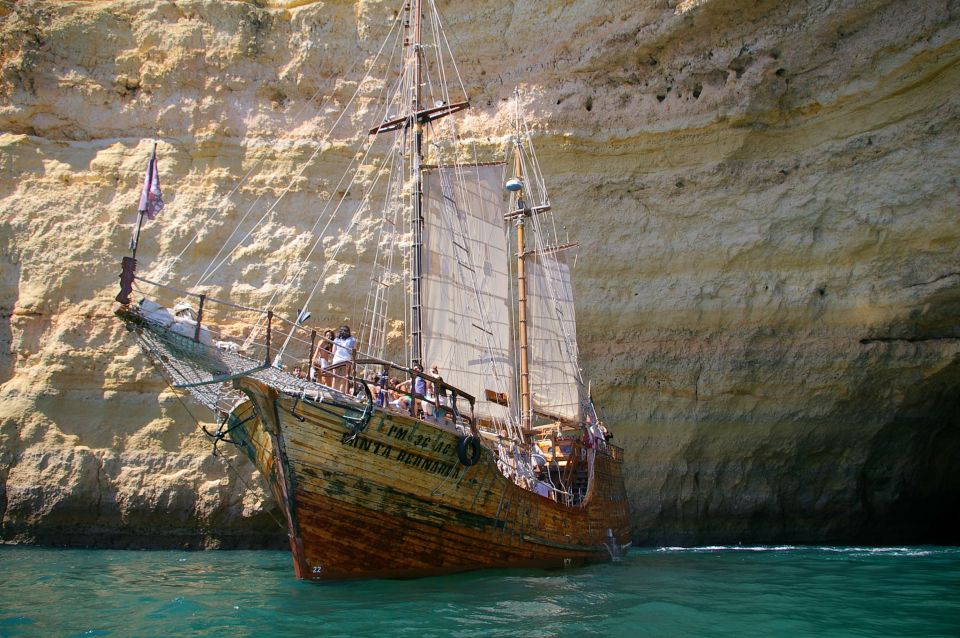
[151,49,371,287]
[150,3,407,350]
[235,10,407,352]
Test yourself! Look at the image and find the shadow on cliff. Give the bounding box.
[853,280,960,543]
[854,351,960,544]
[630,281,960,547]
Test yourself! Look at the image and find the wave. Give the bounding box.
[653,545,959,557]
[656,545,798,552]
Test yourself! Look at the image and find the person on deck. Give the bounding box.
[397,364,428,417]
[375,366,390,407]
[313,328,336,386]
[387,377,410,411]
[331,325,356,393]
[425,364,444,420]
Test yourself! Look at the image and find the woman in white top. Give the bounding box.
[331,325,356,393]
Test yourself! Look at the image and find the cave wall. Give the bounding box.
[1,0,958,546]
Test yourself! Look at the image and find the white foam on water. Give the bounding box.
[654,545,956,557]
[821,547,941,557]
[656,545,798,553]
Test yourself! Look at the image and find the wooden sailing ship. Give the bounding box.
[114,0,630,580]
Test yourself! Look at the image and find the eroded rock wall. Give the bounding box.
[1,0,958,547]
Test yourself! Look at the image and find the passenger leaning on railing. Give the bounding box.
[394,364,427,416]
[375,367,390,407]
[423,365,443,420]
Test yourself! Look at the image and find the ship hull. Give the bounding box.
[231,378,631,580]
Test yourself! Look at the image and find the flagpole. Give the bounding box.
[130,142,157,261]
[130,210,145,260]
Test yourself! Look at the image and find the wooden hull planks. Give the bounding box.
[230,379,630,580]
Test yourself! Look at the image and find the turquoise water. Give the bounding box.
[1,546,958,637]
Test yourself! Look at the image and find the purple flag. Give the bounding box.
[137,149,164,220]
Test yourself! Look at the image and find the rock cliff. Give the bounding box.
[1,0,958,547]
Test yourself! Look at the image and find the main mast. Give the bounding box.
[410,0,425,368]
[367,0,468,368]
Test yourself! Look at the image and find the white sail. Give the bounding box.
[527,250,581,422]
[421,163,514,421]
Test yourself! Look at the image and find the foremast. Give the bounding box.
[369,0,469,370]
[410,0,425,368]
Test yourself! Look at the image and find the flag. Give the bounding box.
[137,147,164,220]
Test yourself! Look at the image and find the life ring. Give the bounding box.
[457,435,482,467]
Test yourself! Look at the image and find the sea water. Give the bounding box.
[1,546,958,637]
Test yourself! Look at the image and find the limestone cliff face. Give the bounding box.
[1,0,958,547]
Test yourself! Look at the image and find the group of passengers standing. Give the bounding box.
[303,325,447,420]
[301,325,356,392]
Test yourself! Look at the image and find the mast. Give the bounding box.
[513,147,532,430]
[410,0,425,368]
[508,94,571,429]
[364,1,470,369]
[367,0,465,368]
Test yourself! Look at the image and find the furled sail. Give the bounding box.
[527,249,582,422]
[421,163,515,421]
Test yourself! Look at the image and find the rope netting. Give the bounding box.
[124,277,341,415]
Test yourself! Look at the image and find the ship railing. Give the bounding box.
[599,443,623,461]
[125,274,297,370]
[353,357,477,428]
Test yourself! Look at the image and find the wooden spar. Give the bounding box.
[194,294,205,342]
[264,310,273,366]
[513,146,532,430]
[130,208,145,260]
[369,101,469,135]
[398,0,470,369]
[523,241,579,257]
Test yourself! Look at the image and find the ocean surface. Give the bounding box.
[1,546,958,637]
